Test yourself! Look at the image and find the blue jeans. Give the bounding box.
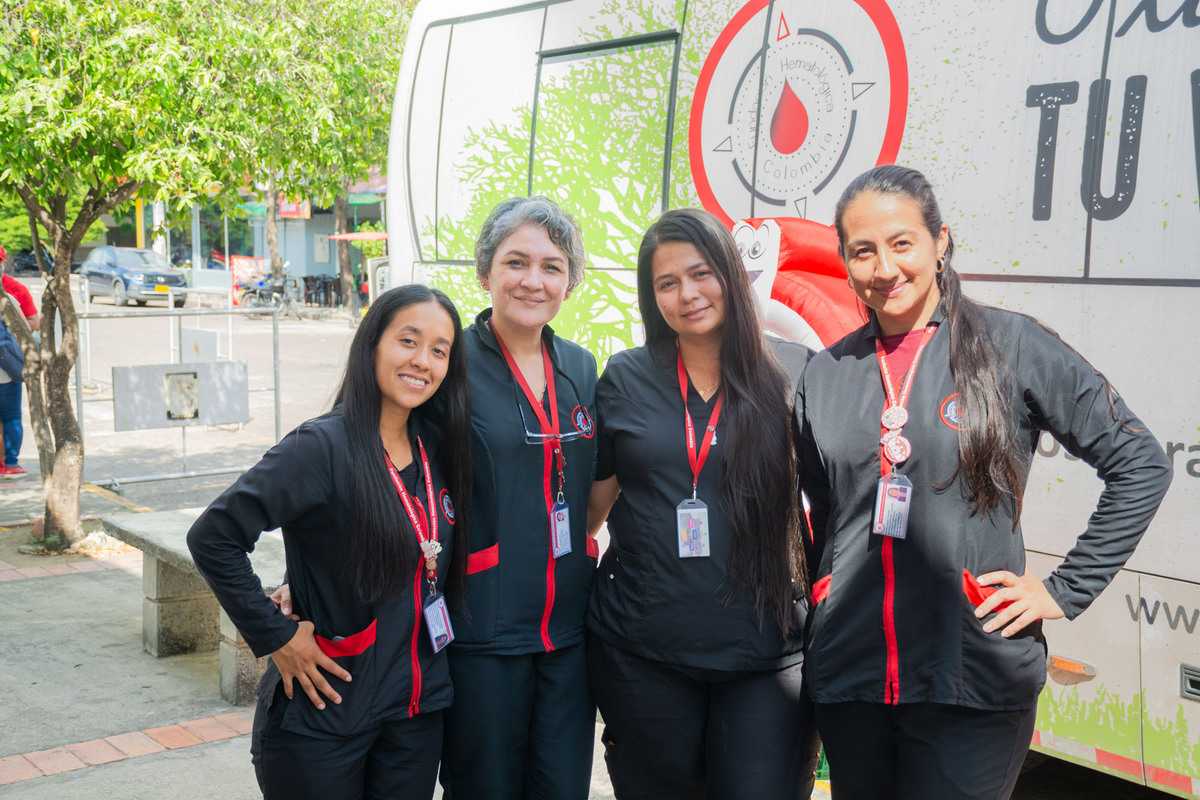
[0,380,23,467]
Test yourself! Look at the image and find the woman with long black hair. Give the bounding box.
[586,207,817,799]
[187,285,471,800]
[797,165,1172,798]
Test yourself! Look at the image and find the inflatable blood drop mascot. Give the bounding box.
[731,217,864,349]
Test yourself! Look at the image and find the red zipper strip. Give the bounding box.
[874,324,938,706]
[490,322,561,652]
[408,547,423,717]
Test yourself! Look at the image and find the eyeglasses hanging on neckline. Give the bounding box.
[512,371,588,446]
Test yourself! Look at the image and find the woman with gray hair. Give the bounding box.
[439,196,600,800]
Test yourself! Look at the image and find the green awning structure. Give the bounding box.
[348,192,383,206]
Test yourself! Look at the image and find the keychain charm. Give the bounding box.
[881,405,908,431]
[420,540,442,573]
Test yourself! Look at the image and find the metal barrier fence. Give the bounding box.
[74,303,282,490]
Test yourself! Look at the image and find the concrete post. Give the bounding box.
[142,557,219,657]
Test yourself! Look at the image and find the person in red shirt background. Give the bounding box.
[0,245,41,479]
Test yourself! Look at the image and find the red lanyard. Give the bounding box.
[490,321,567,497]
[384,436,439,582]
[874,324,937,469]
[676,351,724,499]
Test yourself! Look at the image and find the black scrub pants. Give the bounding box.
[440,642,595,800]
[251,685,442,800]
[588,636,819,800]
[815,701,1037,800]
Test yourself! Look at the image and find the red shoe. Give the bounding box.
[2,465,27,480]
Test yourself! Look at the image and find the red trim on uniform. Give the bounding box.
[466,544,499,574]
[961,569,1014,612]
[408,564,423,717]
[586,537,599,559]
[314,618,378,658]
[490,322,561,653]
[881,534,900,704]
[874,325,937,706]
[811,575,832,605]
[1147,765,1193,793]
[1095,749,1143,778]
[538,436,557,651]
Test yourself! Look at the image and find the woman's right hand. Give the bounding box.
[270,620,352,710]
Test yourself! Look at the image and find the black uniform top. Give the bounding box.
[797,305,1172,710]
[455,309,599,655]
[588,340,810,672]
[187,411,457,737]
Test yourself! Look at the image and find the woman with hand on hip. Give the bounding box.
[797,165,1172,799]
[188,285,472,800]
[439,196,600,800]
[587,208,817,799]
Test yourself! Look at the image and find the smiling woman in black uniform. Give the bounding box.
[439,196,599,800]
[187,285,471,800]
[587,208,816,799]
[796,166,1173,799]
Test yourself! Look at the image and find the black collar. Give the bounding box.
[473,307,565,372]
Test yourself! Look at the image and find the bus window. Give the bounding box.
[541,0,678,51]
[436,9,543,261]
[405,24,450,263]
[530,38,676,270]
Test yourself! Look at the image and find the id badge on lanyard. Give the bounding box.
[871,324,936,542]
[873,473,912,539]
[676,352,723,559]
[423,592,455,653]
[676,498,711,558]
[551,498,572,559]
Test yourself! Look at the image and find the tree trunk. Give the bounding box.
[334,193,359,317]
[266,179,283,279]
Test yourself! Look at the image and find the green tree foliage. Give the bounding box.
[422,0,744,364]
[0,0,403,545]
[253,0,411,297]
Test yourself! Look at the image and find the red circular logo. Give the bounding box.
[439,489,456,525]
[571,404,595,439]
[939,392,962,431]
[689,0,908,226]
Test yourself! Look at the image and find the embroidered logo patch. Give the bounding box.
[571,404,595,439]
[439,489,456,525]
[939,392,963,430]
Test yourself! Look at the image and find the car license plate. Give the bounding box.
[154,285,170,293]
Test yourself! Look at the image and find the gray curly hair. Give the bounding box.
[474,196,586,292]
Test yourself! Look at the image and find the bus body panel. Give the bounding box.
[387,2,1199,789]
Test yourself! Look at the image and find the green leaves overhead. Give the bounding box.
[0,0,410,227]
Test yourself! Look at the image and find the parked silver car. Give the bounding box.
[80,247,188,307]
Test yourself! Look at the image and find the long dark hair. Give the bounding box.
[637,208,804,632]
[834,165,1025,521]
[334,285,471,606]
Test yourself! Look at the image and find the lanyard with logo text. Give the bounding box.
[384,436,440,590]
[872,323,937,538]
[491,321,573,559]
[675,350,724,558]
[385,437,455,653]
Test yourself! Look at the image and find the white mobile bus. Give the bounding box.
[387,1,1199,793]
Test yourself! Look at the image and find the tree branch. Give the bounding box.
[11,185,63,241]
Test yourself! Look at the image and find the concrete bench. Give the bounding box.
[101,508,285,706]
